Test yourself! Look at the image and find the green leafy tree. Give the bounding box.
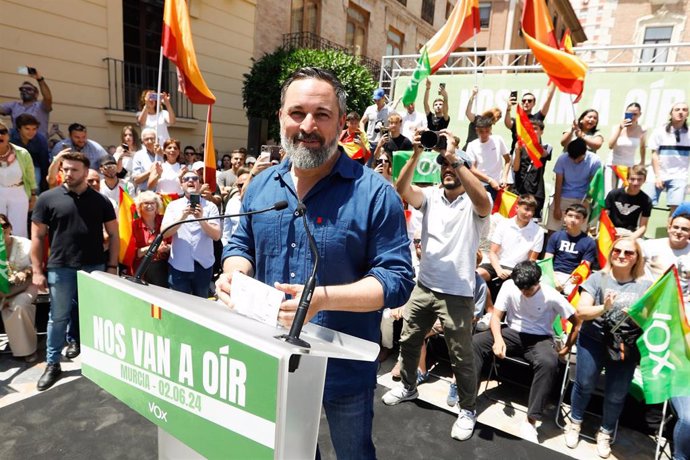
[243,47,377,142]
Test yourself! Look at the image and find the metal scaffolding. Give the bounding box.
[379,42,690,95]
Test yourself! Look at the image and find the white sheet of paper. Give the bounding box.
[230,271,284,327]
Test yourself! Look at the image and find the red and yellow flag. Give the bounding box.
[492,189,519,218]
[569,260,591,286]
[401,0,479,105]
[515,105,545,168]
[521,0,587,101]
[597,210,617,268]
[162,0,216,105]
[151,304,162,320]
[612,165,629,187]
[118,187,138,270]
[203,106,216,193]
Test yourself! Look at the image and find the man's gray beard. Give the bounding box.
[281,135,338,169]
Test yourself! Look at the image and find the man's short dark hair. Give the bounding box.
[184,145,196,154]
[567,137,587,159]
[68,123,87,134]
[630,164,647,179]
[517,194,538,211]
[475,116,493,129]
[564,203,588,219]
[62,152,90,169]
[15,113,40,129]
[671,213,690,224]
[512,261,542,290]
[280,67,346,116]
[346,111,361,121]
[532,119,544,131]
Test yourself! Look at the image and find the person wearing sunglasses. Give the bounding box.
[0,68,52,137]
[161,171,220,298]
[0,120,37,238]
[564,237,651,458]
[383,128,491,442]
[504,84,555,155]
[648,101,690,216]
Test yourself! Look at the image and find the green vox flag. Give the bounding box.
[401,48,431,106]
[626,266,690,404]
[0,226,9,294]
[536,257,563,336]
[536,257,556,288]
[391,150,441,184]
[587,166,605,222]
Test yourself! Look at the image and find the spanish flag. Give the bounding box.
[612,165,629,187]
[118,187,138,270]
[515,105,545,168]
[569,260,591,286]
[162,0,216,105]
[597,210,617,268]
[492,188,519,218]
[521,0,587,102]
[203,106,216,193]
[402,0,479,105]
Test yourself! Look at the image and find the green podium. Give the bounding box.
[77,271,379,459]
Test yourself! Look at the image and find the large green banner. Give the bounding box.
[78,273,279,459]
[391,150,441,184]
[393,71,690,164]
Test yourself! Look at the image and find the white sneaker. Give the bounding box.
[520,421,538,443]
[596,430,612,458]
[564,422,581,449]
[475,312,492,332]
[381,384,418,406]
[451,409,476,441]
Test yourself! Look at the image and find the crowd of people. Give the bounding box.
[1,66,689,459]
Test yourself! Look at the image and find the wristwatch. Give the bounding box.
[453,150,473,169]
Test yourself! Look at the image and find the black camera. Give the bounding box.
[373,120,388,134]
[420,130,447,150]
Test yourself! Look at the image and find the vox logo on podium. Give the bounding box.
[149,401,168,422]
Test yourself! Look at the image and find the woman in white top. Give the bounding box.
[607,102,646,188]
[148,138,186,196]
[137,89,176,142]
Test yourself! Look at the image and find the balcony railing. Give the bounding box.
[282,32,381,78]
[103,57,194,119]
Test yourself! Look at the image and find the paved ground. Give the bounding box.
[0,336,670,459]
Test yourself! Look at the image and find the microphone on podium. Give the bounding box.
[280,201,320,348]
[127,200,289,284]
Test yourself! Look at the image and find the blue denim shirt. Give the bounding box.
[223,151,414,397]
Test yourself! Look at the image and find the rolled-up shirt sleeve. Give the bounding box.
[365,185,415,308]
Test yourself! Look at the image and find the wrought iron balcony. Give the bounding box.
[282,32,381,78]
[103,57,194,119]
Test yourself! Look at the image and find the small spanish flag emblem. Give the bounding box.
[151,304,162,320]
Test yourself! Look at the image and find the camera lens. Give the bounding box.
[420,131,439,149]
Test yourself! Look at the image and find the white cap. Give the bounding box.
[192,161,205,171]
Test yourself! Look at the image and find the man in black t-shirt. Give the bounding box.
[604,164,652,239]
[374,113,413,159]
[504,85,555,155]
[511,120,552,219]
[31,152,118,391]
[423,79,449,132]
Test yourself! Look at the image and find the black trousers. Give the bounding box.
[473,325,559,421]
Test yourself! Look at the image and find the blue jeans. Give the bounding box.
[168,262,213,298]
[652,179,687,206]
[316,387,376,460]
[672,395,690,460]
[46,264,104,365]
[570,333,637,433]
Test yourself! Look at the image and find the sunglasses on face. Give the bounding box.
[611,248,636,258]
[413,238,421,245]
[0,129,8,135]
[0,222,10,229]
[522,98,535,103]
[183,176,200,182]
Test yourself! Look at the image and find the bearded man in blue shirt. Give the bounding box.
[215,67,414,459]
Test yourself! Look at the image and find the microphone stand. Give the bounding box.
[126,200,288,284]
[280,203,319,348]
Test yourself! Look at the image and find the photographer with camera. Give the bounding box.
[373,113,412,163]
[361,88,391,162]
